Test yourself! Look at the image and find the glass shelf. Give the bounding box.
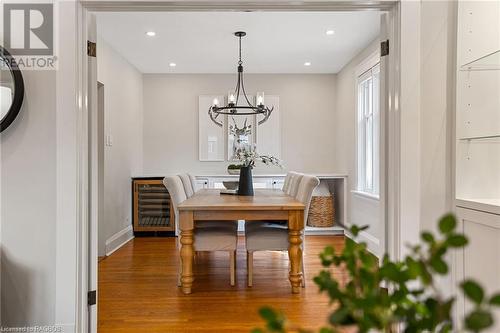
[459,134,500,141]
[460,50,500,71]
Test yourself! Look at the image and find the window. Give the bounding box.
[356,58,380,196]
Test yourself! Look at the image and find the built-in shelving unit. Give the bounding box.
[454,1,500,330]
[455,7,500,209]
[194,173,348,235]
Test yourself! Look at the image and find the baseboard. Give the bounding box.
[105,225,134,256]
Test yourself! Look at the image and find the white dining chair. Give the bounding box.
[245,172,302,233]
[288,172,304,197]
[164,175,238,287]
[244,174,319,287]
[282,171,296,194]
[179,173,238,230]
[178,173,195,198]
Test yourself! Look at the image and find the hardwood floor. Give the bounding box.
[98,235,346,333]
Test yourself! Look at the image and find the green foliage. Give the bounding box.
[254,214,500,333]
[227,164,244,169]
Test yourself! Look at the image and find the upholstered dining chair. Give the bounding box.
[178,173,238,230]
[244,174,320,287]
[163,175,238,287]
[282,171,296,194]
[245,172,302,233]
[288,172,304,197]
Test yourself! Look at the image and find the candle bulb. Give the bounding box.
[256,92,265,106]
[229,94,235,104]
[212,98,219,107]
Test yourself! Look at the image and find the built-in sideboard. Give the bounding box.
[194,174,347,235]
[454,1,500,330]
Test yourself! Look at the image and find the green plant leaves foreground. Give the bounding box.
[254,214,500,333]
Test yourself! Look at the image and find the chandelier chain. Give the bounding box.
[238,35,242,65]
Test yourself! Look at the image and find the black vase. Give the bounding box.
[238,166,254,196]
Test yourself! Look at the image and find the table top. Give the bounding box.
[178,189,305,211]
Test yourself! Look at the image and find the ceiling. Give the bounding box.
[96,11,380,74]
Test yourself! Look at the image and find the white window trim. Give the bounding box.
[355,50,381,197]
[355,50,381,77]
[351,189,380,201]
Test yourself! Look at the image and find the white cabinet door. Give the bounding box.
[205,176,276,189]
[455,207,500,332]
[272,177,285,190]
[194,178,209,190]
[253,178,274,189]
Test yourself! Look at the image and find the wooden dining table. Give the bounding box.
[177,189,305,294]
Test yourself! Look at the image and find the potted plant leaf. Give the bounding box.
[253,214,500,333]
[227,164,244,175]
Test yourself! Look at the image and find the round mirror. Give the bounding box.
[0,46,24,133]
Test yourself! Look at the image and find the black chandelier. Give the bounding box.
[208,31,274,127]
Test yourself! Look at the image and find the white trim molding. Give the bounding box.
[74,2,402,331]
[105,225,134,256]
[351,190,380,201]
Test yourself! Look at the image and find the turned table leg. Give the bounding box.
[288,210,304,293]
[180,210,194,294]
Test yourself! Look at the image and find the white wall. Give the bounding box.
[1,71,57,326]
[97,36,143,256]
[397,0,456,300]
[398,0,456,249]
[334,39,382,255]
[419,0,455,233]
[142,74,336,175]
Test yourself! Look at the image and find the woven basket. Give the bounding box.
[307,195,335,227]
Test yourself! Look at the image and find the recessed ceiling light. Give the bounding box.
[304,62,311,66]
[326,30,335,35]
[146,31,156,37]
[169,62,177,67]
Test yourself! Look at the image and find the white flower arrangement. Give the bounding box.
[234,145,283,169]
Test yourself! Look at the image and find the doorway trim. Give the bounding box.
[74,2,401,331]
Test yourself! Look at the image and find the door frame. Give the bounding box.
[74,1,401,331]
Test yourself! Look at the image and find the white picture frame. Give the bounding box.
[256,95,281,159]
[199,95,225,161]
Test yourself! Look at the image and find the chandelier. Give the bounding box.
[208,31,273,127]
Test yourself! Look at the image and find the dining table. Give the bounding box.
[176,188,306,294]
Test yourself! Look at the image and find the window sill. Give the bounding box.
[351,190,380,201]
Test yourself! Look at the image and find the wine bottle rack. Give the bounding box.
[132,178,175,233]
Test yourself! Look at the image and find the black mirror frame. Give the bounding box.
[0,46,25,133]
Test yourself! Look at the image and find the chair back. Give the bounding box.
[288,173,304,197]
[295,174,320,223]
[163,175,187,234]
[282,171,295,194]
[178,173,194,198]
[188,174,197,193]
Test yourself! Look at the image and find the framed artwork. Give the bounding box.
[227,96,256,161]
[199,95,225,161]
[256,95,281,159]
